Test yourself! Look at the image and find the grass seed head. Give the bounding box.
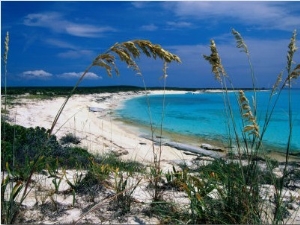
[286,30,297,74]
[238,90,260,137]
[232,29,249,54]
[4,31,9,65]
[203,40,226,82]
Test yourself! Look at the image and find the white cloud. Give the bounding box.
[140,24,158,31]
[24,12,61,27]
[167,21,192,28]
[22,70,52,79]
[57,50,94,59]
[131,2,149,8]
[65,25,115,37]
[45,39,95,59]
[167,2,300,31]
[60,72,101,80]
[45,39,77,49]
[23,12,116,37]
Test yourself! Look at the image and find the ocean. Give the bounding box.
[116,89,300,153]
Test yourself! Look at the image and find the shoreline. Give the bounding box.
[4,91,201,167]
[4,90,300,164]
[113,91,300,162]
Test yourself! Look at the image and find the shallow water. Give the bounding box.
[116,89,300,153]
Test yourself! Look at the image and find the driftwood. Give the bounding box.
[141,134,225,159]
[89,107,104,112]
[165,141,224,159]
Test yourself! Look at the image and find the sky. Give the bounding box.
[1,1,300,88]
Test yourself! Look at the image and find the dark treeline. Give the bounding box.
[1,85,267,96]
[2,85,144,96]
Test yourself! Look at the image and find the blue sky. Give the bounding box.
[1,1,300,88]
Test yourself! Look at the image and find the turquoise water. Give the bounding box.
[116,89,300,152]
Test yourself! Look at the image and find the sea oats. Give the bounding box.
[3,32,9,111]
[134,40,152,57]
[159,61,168,80]
[203,40,226,82]
[4,32,9,65]
[122,41,140,58]
[289,64,300,81]
[238,90,259,137]
[286,30,297,74]
[271,71,283,96]
[232,29,249,55]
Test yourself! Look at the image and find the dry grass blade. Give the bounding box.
[238,90,259,137]
[232,29,249,54]
[93,40,181,77]
[122,41,140,58]
[3,32,9,111]
[286,30,297,74]
[271,71,283,96]
[203,40,226,82]
[4,32,9,64]
[93,60,113,77]
[93,53,118,77]
[134,40,152,57]
[133,40,181,63]
[288,64,300,80]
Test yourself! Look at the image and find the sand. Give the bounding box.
[5,91,202,168]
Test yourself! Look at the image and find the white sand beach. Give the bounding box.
[4,90,299,164]
[6,90,213,168]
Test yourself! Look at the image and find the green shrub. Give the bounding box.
[1,121,94,172]
[60,133,81,145]
[1,121,60,173]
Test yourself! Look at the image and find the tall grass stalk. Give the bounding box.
[203,40,245,177]
[3,32,9,111]
[151,61,169,201]
[203,29,299,223]
[232,29,257,116]
[273,30,299,224]
[48,40,180,135]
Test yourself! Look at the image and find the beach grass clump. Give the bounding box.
[95,153,145,174]
[201,29,299,224]
[79,153,145,193]
[110,169,142,217]
[145,200,188,224]
[178,160,261,224]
